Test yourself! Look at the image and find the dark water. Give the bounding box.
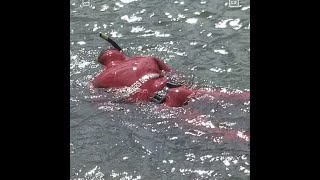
[70,0,250,179]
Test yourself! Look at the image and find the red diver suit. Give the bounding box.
[92,48,250,142]
[92,49,192,107]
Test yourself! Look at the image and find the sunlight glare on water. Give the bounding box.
[71,0,250,179]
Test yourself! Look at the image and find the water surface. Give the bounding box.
[70,0,250,179]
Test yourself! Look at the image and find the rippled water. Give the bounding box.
[70,0,250,179]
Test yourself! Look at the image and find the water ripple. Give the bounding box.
[70,0,250,179]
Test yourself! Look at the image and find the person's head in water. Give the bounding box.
[97,47,127,68]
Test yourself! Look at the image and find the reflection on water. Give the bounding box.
[71,0,250,179]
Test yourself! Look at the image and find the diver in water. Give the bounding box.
[91,33,250,142]
[92,33,250,107]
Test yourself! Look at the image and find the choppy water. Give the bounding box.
[70,0,250,179]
